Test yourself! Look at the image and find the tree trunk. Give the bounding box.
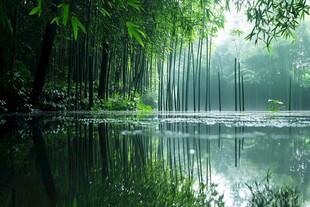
[31,1,60,104]
[88,56,93,109]
[98,42,109,99]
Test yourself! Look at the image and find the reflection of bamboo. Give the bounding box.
[198,124,203,183]
[242,127,245,150]
[173,138,178,183]
[185,120,191,178]
[235,127,237,167]
[123,129,128,180]
[177,130,183,180]
[98,123,108,178]
[194,137,199,182]
[239,136,241,162]
[88,123,93,169]
[206,139,211,184]
[208,138,211,183]
[31,118,57,205]
[218,124,221,149]
[168,138,173,179]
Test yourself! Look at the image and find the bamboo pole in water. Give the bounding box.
[218,124,221,149]
[235,128,237,167]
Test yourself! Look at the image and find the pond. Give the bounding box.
[0,111,310,206]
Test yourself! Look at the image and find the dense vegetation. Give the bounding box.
[0,0,309,112]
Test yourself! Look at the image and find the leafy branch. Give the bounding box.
[244,0,310,50]
[126,22,146,47]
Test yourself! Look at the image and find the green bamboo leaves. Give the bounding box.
[128,0,143,11]
[55,4,86,40]
[51,3,69,26]
[126,22,146,47]
[244,0,310,50]
[58,3,69,26]
[29,0,42,17]
[71,16,86,40]
[29,1,86,41]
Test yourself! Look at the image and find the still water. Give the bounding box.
[0,111,309,206]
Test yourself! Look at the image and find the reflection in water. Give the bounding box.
[0,112,310,206]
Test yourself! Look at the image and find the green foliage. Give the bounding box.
[97,7,111,17]
[246,172,300,207]
[267,99,285,112]
[29,0,42,16]
[99,94,152,111]
[42,83,67,111]
[71,16,86,40]
[100,94,135,111]
[231,29,244,37]
[0,99,8,112]
[244,0,310,49]
[140,90,158,109]
[0,3,13,33]
[0,61,34,111]
[88,162,224,207]
[58,3,69,26]
[29,1,86,40]
[126,22,146,47]
[128,0,143,11]
[72,196,77,207]
[302,72,310,87]
[137,102,152,112]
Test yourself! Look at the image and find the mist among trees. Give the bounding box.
[0,0,309,112]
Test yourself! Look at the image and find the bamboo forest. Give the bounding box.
[1,0,310,206]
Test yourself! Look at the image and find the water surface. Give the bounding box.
[0,111,309,206]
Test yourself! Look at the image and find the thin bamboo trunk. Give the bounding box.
[218,71,221,111]
[234,58,237,111]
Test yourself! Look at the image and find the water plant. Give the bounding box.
[246,171,300,207]
[267,99,285,112]
[88,162,225,207]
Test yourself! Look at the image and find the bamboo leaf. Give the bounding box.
[126,22,145,47]
[51,17,60,25]
[38,0,42,8]
[98,7,111,17]
[71,16,78,40]
[0,10,13,33]
[132,30,144,47]
[128,0,143,11]
[58,3,70,26]
[76,19,86,34]
[71,16,87,40]
[73,196,77,207]
[29,6,40,15]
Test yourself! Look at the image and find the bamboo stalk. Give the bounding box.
[218,71,221,111]
[242,75,245,111]
[238,62,241,112]
[289,77,292,111]
[234,58,237,112]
